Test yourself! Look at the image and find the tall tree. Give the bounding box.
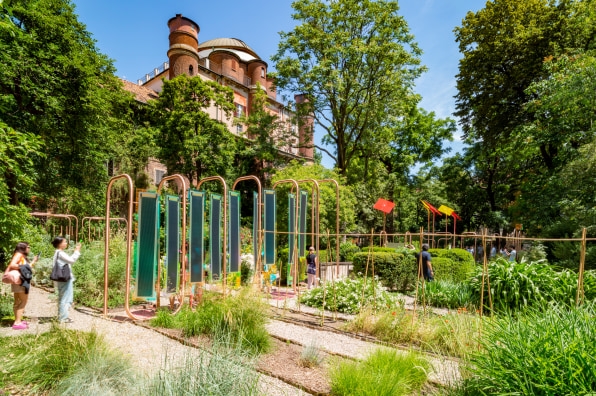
[150,75,237,183]
[272,0,425,182]
[236,83,298,182]
[0,0,133,213]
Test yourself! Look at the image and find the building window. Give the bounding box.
[155,169,165,185]
[260,67,265,78]
[234,103,245,118]
[231,60,237,72]
[189,65,194,76]
[236,124,243,133]
[106,159,115,177]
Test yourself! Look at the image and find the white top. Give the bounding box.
[54,250,81,281]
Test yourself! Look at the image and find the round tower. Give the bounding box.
[167,14,200,79]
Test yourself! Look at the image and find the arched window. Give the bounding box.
[188,65,194,76]
[260,67,265,78]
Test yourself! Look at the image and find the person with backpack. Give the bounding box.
[51,236,81,323]
[4,242,38,330]
[306,246,318,289]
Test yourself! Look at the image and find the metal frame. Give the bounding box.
[196,176,228,296]
[272,179,300,291]
[30,212,79,242]
[317,179,340,275]
[232,176,262,287]
[82,216,128,242]
[157,175,188,311]
[103,174,134,318]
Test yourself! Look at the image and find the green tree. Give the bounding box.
[272,0,425,182]
[0,0,134,214]
[150,75,237,183]
[0,121,42,258]
[236,83,298,182]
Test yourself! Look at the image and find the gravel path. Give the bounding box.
[0,286,308,396]
[266,287,460,386]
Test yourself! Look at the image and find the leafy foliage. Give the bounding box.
[150,74,237,182]
[329,348,429,396]
[460,303,596,395]
[299,276,400,314]
[418,280,475,310]
[352,250,417,291]
[428,248,476,283]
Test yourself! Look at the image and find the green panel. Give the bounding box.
[229,191,241,272]
[165,195,180,294]
[136,192,159,298]
[299,190,308,257]
[253,191,259,262]
[189,190,205,283]
[263,190,276,265]
[210,193,222,279]
[288,193,296,265]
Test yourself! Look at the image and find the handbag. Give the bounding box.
[50,252,71,282]
[2,269,22,285]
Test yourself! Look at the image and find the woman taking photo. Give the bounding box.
[51,237,81,323]
[5,242,38,330]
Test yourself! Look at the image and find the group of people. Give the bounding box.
[3,237,81,330]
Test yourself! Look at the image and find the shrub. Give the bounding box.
[175,291,271,355]
[460,303,596,395]
[428,248,476,282]
[361,246,398,253]
[468,257,594,313]
[352,250,417,291]
[299,277,401,314]
[299,341,324,368]
[418,280,476,310]
[339,242,360,261]
[329,348,429,396]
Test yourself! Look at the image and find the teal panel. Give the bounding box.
[136,192,159,298]
[299,191,308,257]
[288,193,296,265]
[253,191,259,263]
[210,193,222,279]
[263,190,276,265]
[229,191,241,272]
[189,190,205,283]
[165,195,180,294]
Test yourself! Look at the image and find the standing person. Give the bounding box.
[490,243,497,259]
[419,243,434,282]
[508,245,517,262]
[51,237,81,323]
[5,242,38,330]
[306,246,317,289]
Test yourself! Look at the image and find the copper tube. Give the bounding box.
[196,176,228,297]
[232,176,262,286]
[82,217,128,242]
[103,174,134,318]
[296,179,320,262]
[317,179,340,275]
[30,212,79,241]
[273,179,300,291]
[158,175,188,312]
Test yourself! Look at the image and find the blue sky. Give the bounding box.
[72,0,487,168]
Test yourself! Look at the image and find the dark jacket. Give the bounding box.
[19,263,33,294]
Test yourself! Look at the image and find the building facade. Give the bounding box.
[126,14,313,185]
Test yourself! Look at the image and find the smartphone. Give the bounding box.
[36,252,41,259]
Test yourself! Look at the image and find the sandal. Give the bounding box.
[12,322,28,330]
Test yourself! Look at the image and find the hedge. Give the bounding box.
[428,248,475,282]
[352,251,417,291]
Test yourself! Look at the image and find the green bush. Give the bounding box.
[362,246,398,253]
[460,303,596,395]
[172,291,271,355]
[339,242,360,261]
[299,277,401,314]
[352,250,417,291]
[417,280,475,310]
[428,248,475,282]
[277,247,307,285]
[329,348,429,396]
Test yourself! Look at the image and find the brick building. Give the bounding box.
[124,14,314,185]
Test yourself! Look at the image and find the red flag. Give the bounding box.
[451,212,461,221]
[421,200,441,216]
[373,198,395,214]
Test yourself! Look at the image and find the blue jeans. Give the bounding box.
[56,279,73,321]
